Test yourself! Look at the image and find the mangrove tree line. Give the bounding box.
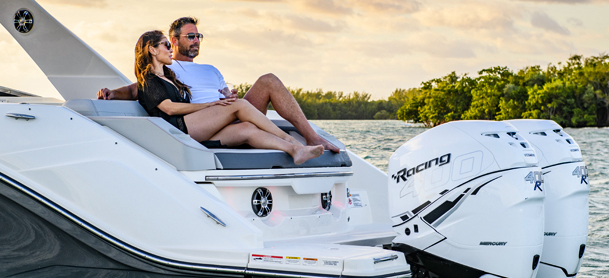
[235,54,609,127]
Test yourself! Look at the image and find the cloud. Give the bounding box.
[530,11,570,35]
[350,40,413,58]
[367,32,478,59]
[413,37,477,58]
[290,0,421,16]
[218,11,344,35]
[40,0,108,8]
[294,0,353,15]
[567,17,584,27]
[214,27,314,52]
[347,0,421,14]
[513,0,592,3]
[415,2,519,32]
[281,15,346,33]
[351,15,421,32]
[236,8,263,18]
[71,21,128,43]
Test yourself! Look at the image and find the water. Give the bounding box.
[312,120,609,278]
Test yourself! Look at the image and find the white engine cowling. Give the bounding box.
[388,121,545,278]
[506,120,589,278]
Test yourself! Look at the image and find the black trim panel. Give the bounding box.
[539,262,578,277]
[393,243,507,278]
[471,176,501,195]
[342,270,412,278]
[411,201,431,215]
[393,167,522,228]
[247,268,339,278]
[423,194,464,224]
[247,268,411,278]
[423,238,447,251]
[541,161,581,170]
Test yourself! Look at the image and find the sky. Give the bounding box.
[1,0,609,100]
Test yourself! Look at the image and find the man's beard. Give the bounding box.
[178,43,199,58]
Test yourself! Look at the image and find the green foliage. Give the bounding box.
[234,83,251,99]
[235,85,414,120]
[232,54,609,126]
[374,110,392,120]
[464,67,511,120]
[397,72,473,127]
[395,54,609,127]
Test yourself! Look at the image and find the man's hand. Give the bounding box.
[219,87,239,99]
[97,84,137,100]
[97,88,115,100]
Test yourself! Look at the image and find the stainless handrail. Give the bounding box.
[373,254,399,264]
[200,207,226,227]
[6,113,35,120]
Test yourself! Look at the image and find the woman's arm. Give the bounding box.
[157,98,236,116]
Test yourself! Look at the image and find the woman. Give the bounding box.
[135,30,324,164]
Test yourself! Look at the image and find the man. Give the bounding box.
[98,17,339,153]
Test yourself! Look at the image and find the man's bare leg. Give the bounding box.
[243,73,340,153]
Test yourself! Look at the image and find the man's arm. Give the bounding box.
[97,83,138,100]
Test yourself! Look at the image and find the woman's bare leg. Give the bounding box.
[210,122,324,165]
[184,99,300,144]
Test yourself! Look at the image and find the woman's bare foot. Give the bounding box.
[292,145,324,165]
[284,135,304,146]
[308,136,340,153]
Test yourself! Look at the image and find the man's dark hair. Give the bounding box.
[169,17,198,38]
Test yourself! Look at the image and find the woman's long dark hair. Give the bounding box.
[134,30,191,97]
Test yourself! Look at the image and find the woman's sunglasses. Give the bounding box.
[180,33,204,41]
[156,41,172,50]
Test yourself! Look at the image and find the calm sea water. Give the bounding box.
[312,120,609,278]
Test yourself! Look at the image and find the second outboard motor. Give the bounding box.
[388,121,545,278]
[506,120,589,278]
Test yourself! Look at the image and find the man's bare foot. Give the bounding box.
[308,136,340,153]
[293,145,324,165]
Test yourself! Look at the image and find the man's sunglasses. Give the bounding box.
[181,33,204,41]
[156,41,171,50]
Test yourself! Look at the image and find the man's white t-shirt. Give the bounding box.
[167,61,227,104]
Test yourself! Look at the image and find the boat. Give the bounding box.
[0,1,589,277]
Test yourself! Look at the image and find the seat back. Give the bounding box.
[91,116,218,171]
[64,99,148,117]
[64,99,351,171]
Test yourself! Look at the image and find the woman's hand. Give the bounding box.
[212,97,237,106]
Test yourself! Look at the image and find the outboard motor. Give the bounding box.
[506,120,589,278]
[388,121,545,278]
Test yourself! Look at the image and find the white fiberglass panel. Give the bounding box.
[0,104,261,266]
